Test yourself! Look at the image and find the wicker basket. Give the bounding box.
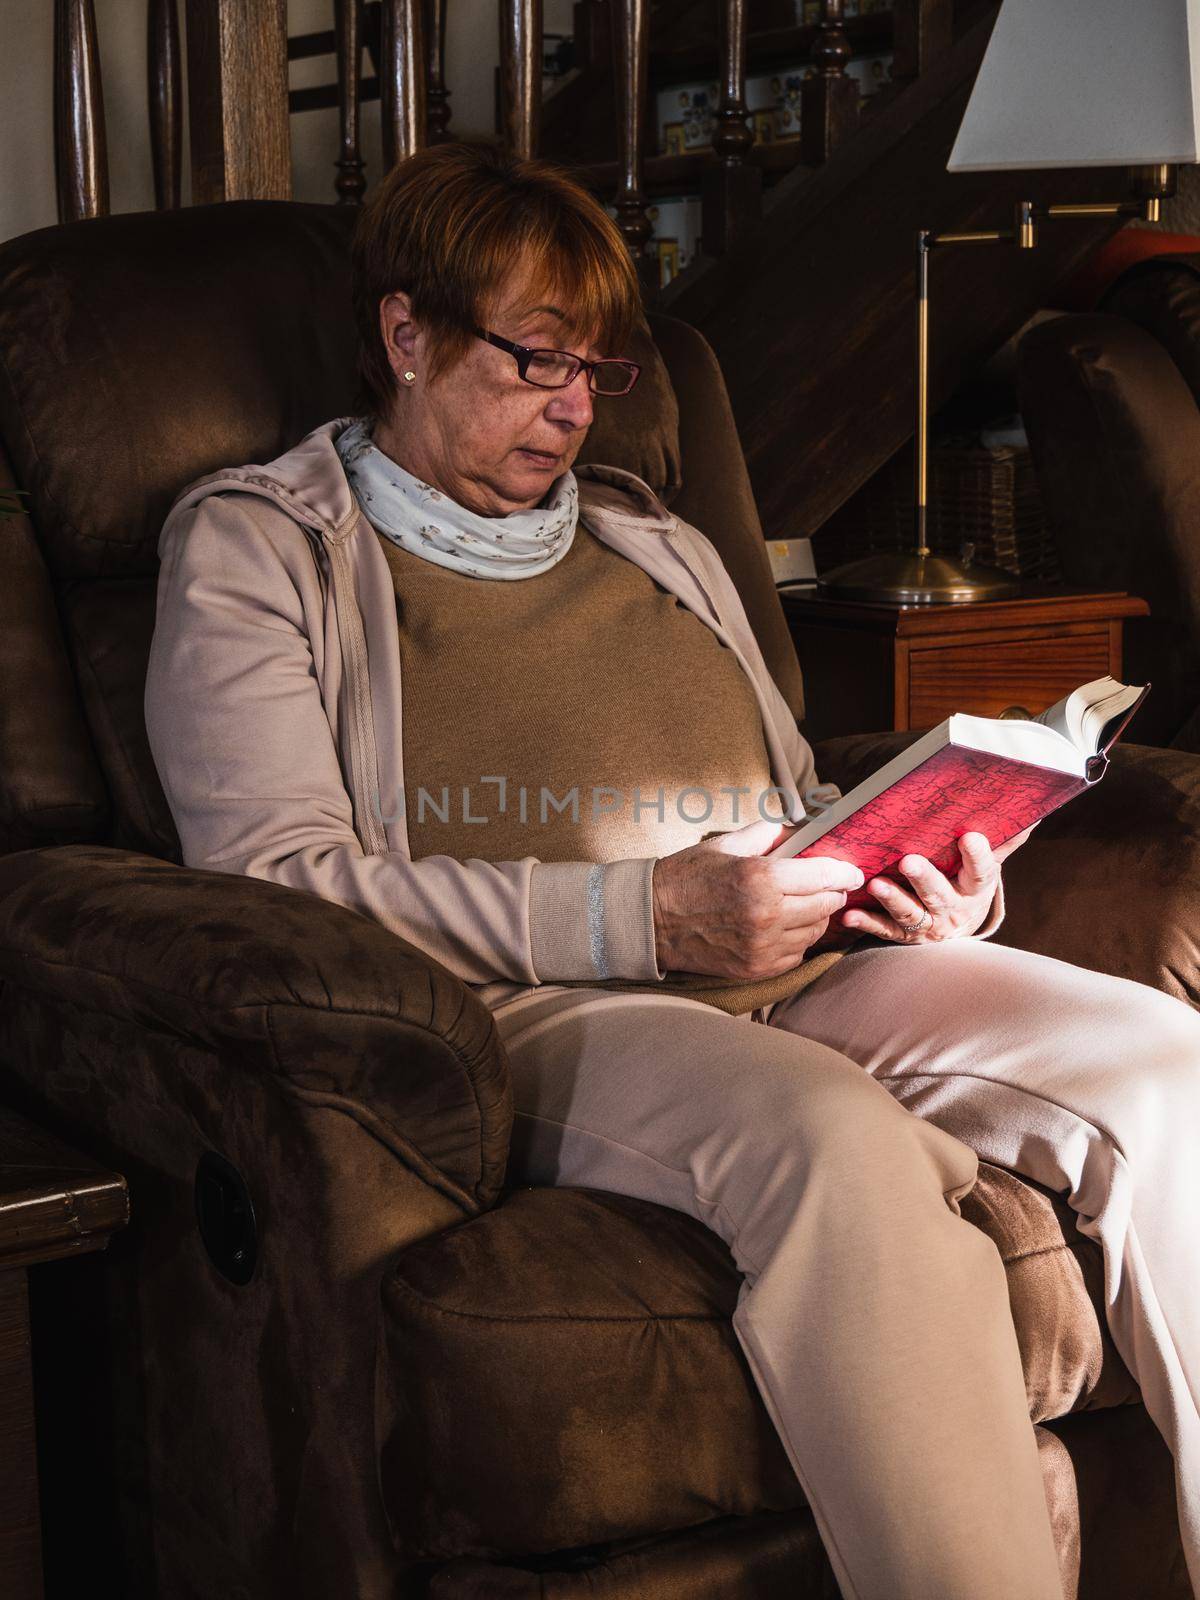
[817,442,1062,582]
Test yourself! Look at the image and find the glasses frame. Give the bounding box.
[475,328,641,396]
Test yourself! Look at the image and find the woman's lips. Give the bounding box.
[519,448,560,466]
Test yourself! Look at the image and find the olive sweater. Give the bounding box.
[379,524,851,1015]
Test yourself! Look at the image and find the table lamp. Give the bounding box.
[819,0,1195,605]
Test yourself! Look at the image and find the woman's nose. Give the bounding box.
[546,370,594,428]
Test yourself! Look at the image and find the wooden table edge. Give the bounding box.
[780,589,1151,636]
[0,1173,129,1272]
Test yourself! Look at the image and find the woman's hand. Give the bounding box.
[652,818,866,980]
[839,826,1036,944]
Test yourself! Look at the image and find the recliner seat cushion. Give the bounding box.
[381,1167,1137,1560]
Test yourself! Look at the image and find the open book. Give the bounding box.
[769,677,1149,906]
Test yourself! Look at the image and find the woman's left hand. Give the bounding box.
[838,827,1035,944]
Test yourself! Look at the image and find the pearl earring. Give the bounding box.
[403,370,416,383]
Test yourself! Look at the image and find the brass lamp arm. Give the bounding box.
[917,167,1172,542]
[818,164,1175,603]
[928,199,1159,249]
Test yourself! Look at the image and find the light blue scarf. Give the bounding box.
[335,417,578,581]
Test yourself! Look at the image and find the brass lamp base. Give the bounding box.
[817,550,1021,605]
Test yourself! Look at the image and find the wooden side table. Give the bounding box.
[780,587,1150,744]
[0,1106,128,1599]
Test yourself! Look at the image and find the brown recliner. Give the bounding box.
[0,201,1193,1600]
[1018,254,1200,752]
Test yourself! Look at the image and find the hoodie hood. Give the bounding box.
[160,417,677,555]
[161,417,361,551]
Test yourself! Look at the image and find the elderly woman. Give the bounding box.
[145,143,1200,1600]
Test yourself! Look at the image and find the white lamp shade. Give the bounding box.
[948,0,1200,171]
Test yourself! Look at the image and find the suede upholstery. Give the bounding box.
[642,315,806,722]
[427,1407,1189,1600]
[0,441,110,852]
[1018,258,1200,751]
[380,1166,1135,1562]
[0,845,511,1210]
[0,200,1191,1598]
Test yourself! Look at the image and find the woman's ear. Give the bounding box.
[379,291,420,383]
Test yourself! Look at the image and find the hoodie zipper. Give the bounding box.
[232,476,389,858]
[325,531,389,855]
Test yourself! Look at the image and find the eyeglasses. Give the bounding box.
[475,329,641,396]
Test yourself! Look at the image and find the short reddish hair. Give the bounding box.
[351,142,642,419]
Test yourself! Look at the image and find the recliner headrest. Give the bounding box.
[0,199,681,579]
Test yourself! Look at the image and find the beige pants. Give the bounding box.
[490,938,1200,1600]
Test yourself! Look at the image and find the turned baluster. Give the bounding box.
[892,0,953,82]
[610,0,656,292]
[702,0,761,256]
[499,0,542,159]
[800,0,858,167]
[148,0,182,209]
[425,0,452,143]
[334,0,367,201]
[54,0,109,222]
[380,0,426,169]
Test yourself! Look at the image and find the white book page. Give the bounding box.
[1031,676,1142,755]
[948,713,1085,775]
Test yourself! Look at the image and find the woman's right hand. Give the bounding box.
[651,819,866,980]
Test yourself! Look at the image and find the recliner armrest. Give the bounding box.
[0,844,512,1210]
[815,735,1200,1005]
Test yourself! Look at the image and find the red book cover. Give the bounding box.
[773,680,1148,905]
[795,743,1091,910]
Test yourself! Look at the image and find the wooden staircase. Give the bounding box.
[651,5,1126,539]
[532,0,1125,542]
[50,0,1128,546]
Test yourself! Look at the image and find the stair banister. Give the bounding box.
[800,0,859,166]
[54,0,109,222]
[334,0,367,202]
[572,0,610,76]
[702,0,762,256]
[148,0,183,211]
[499,0,543,159]
[425,0,452,143]
[610,0,656,291]
[892,0,953,83]
[381,0,427,168]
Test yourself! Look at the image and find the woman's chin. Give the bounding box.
[495,460,564,507]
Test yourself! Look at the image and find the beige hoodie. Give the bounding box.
[144,418,995,994]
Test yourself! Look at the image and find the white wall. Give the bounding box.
[288,0,510,205]
[9,2,1197,243]
[0,0,171,242]
[0,0,566,243]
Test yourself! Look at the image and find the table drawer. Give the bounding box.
[906,630,1112,727]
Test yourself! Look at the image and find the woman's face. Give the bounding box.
[374,266,608,517]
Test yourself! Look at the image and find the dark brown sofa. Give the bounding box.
[1019,254,1200,753]
[0,201,1194,1600]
